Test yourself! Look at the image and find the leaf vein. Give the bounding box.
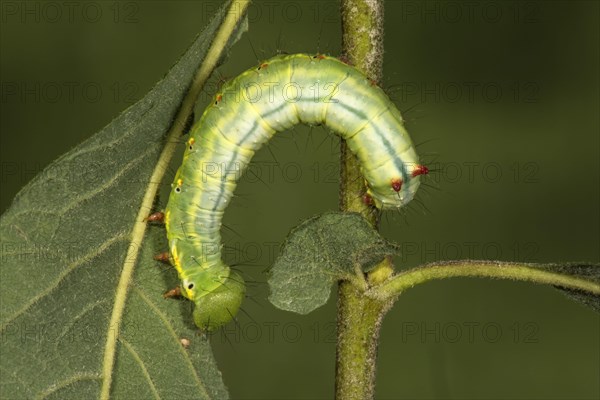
[0,233,129,331]
[36,373,102,400]
[119,338,161,400]
[53,298,110,352]
[53,101,154,164]
[56,147,158,218]
[132,285,211,399]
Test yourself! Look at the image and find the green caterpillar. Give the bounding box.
[164,53,427,331]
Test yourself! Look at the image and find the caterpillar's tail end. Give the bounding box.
[192,271,246,332]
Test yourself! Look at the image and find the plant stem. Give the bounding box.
[339,0,384,227]
[336,261,394,400]
[337,1,389,399]
[368,260,600,300]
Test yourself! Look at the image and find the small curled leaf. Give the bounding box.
[268,212,399,314]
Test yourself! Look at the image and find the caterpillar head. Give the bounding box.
[191,271,246,332]
[364,162,428,210]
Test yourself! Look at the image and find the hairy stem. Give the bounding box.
[369,260,600,300]
[339,0,383,227]
[337,1,389,399]
[336,260,393,400]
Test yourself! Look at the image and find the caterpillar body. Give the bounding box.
[164,53,427,331]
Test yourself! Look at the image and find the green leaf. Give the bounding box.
[0,2,248,399]
[268,212,399,314]
[548,263,600,312]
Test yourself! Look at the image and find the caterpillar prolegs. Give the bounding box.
[163,53,427,331]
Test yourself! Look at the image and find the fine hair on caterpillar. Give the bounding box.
[161,53,428,331]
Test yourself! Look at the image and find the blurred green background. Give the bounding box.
[1,1,598,399]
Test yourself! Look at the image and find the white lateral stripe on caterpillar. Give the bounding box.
[164,53,427,331]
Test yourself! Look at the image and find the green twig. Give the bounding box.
[335,1,598,398]
[368,260,600,300]
[337,1,389,399]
